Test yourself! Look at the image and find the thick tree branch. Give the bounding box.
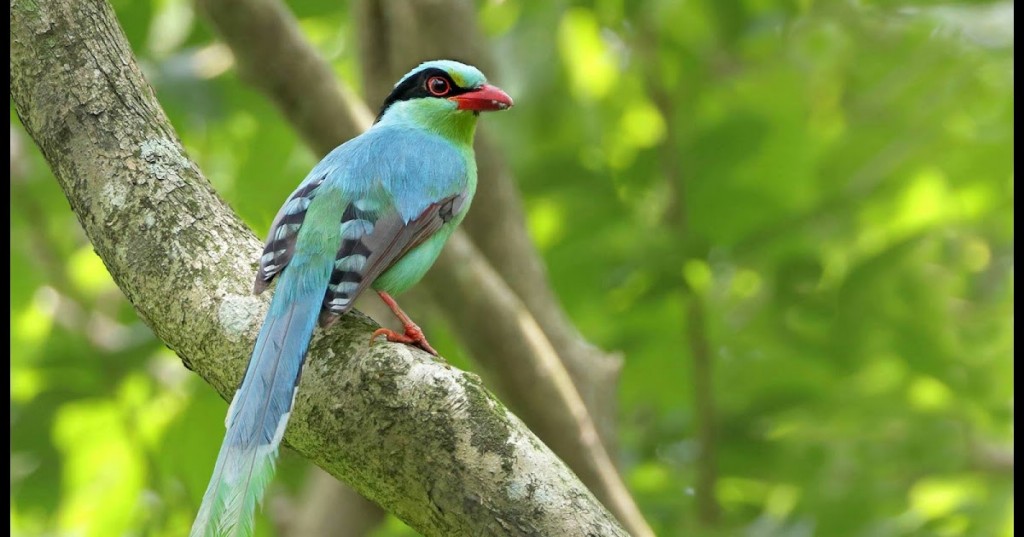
[9,1,628,535]
[195,1,651,535]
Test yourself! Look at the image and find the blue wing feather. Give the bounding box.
[315,126,469,221]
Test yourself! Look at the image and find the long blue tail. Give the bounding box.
[190,263,328,537]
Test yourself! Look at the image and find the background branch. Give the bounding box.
[686,298,720,525]
[636,17,721,523]
[9,1,629,535]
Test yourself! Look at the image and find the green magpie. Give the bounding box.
[190,59,513,537]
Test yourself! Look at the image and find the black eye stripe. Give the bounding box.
[375,68,476,122]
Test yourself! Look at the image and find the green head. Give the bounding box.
[375,60,513,145]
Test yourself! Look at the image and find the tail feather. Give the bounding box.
[191,267,326,537]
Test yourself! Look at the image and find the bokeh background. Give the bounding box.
[10,1,1013,536]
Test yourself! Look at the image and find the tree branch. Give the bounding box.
[195,2,651,535]
[9,1,628,535]
[687,298,720,525]
[636,17,722,523]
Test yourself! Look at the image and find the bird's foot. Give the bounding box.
[370,323,439,356]
[372,290,440,356]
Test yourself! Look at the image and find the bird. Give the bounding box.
[189,59,513,537]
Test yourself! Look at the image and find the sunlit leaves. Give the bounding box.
[479,0,521,37]
[558,8,618,101]
[54,400,145,537]
[66,247,118,298]
[499,0,1012,535]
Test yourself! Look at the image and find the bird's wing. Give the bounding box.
[253,174,325,294]
[253,126,468,324]
[317,191,467,326]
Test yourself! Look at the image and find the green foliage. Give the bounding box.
[10,0,1012,536]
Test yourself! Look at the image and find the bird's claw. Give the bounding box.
[370,325,439,356]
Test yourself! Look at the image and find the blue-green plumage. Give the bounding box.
[190,60,512,536]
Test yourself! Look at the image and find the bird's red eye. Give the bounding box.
[426,76,451,96]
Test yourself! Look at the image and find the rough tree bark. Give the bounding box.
[9,1,629,535]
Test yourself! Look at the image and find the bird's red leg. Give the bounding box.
[370,291,439,356]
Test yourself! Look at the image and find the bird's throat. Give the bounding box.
[429,110,478,148]
[381,100,479,148]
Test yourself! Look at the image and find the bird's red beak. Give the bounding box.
[450,84,514,112]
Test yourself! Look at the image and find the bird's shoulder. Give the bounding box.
[323,126,467,178]
[311,126,469,213]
